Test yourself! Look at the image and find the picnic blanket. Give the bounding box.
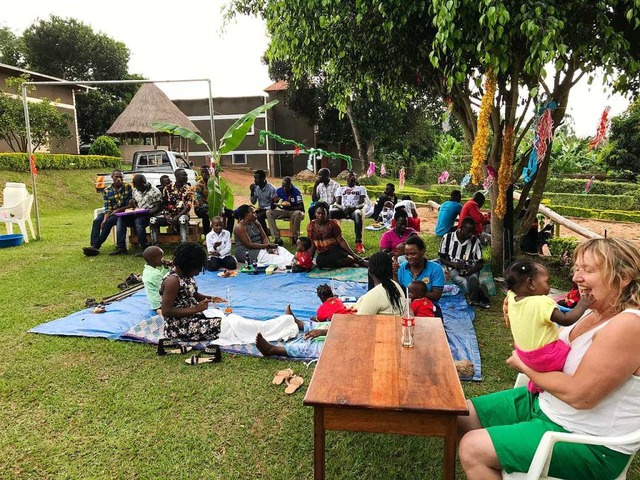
[30,271,482,380]
[305,266,368,283]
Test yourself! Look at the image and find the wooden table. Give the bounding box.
[303,314,468,480]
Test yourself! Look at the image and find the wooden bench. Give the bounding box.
[129,218,203,245]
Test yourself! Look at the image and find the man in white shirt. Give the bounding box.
[309,168,340,220]
[121,174,162,255]
[330,171,367,254]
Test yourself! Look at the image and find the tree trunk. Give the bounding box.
[345,101,367,174]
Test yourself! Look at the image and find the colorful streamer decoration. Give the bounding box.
[583,176,595,194]
[459,174,471,190]
[293,145,300,157]
[399,167,406,190]
[258,130,352,170]
[470,70,497,185]
[437,171,450,184]
[522,101,558,184]
[588,107,611,151]
[494,125,514,219]
[380,164,387,176]
[367,162,376,177]
[29,153,38,176]
[535,109,554,162]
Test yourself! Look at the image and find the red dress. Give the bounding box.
[295,250,313,269]
[411,298,436,317]
[316,297,353,321]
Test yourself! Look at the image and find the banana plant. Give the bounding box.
[152,99,278,218]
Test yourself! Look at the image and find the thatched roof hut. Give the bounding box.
[107,83,199,156]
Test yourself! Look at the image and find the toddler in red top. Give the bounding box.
[408,280,436,317]
[291,236,314,273]
[314,284,354,321]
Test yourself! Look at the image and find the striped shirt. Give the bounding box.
[316,179,340,204]
[439,231,482,266]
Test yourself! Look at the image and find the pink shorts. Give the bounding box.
[516,340,571,394]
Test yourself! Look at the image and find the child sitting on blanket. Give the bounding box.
[313,283,354,321]
[291,236,314,273]
[408,280,436,317]
[142,246,172,314]
[205,216,237,272]
[505,259,591,393]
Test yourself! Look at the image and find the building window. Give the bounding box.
[245,125,254,136]
[232,153,247,165]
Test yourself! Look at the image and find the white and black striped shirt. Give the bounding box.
[439,231,482,265]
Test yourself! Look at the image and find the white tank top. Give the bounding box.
[539,309,640,454]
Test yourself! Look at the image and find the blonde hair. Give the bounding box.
[573,238,640,312]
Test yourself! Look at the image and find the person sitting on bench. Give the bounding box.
[150,168,193,245]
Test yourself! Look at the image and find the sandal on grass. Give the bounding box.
[157,339,192,356]
[272,368,294,385]
[185,354,219,365]
[203,345,223,363]
[284,375,304,394]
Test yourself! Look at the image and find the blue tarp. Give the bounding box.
[30,271,482,380]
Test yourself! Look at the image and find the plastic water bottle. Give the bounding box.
[245,252,251,271]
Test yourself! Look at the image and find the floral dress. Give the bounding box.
[160,271,221,341]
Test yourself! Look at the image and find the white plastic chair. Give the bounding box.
[502,373,637,480]
[0,194,35,242]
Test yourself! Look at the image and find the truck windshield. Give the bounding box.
[176,156,190,169]
[137,152,172,171]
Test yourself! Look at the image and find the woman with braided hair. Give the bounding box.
[255,252,405,357]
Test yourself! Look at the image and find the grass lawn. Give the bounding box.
[0,169,637,480]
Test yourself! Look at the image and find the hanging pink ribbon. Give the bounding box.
[380,164,387,176]
[293,145,300,157]
[437,171,450,184]
[399,167,405,190]
[535,109,554,163]
[483,165,496,190]
[367,161,376,177]
[583,176,595,194]
[588,107,611,151]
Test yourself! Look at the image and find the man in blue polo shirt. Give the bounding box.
[266,176,305,245]
[435,190,462,237]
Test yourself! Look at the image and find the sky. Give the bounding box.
[2,0,633,138]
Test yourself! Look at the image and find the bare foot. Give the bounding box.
[285,304,304,330]
[255,333,287,357]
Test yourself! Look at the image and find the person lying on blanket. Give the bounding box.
[256,252,405,357]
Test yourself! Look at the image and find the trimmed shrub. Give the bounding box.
[544,192,640,210]
[598,210,640,223]
[88,136,121,157]
[548,237,580,257]
[0,153,122,172]
[550,205,598,218]
[357,174,380,186]
[544,178,639,195]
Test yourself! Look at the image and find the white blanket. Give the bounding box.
[206,309,299,346]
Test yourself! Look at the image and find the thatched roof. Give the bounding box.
[107,83,199,135]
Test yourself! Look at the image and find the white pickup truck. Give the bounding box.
[94,150,198,192]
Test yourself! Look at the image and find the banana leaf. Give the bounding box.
[207,175,234,218]
[218,100,278,154]
[151,122,210,148]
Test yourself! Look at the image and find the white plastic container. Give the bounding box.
[3,182,29,208]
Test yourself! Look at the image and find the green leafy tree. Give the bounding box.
[19,15,142,143]
[0,27,25,67]
[0,75,72,152]
[601,98,640,180]
[88,135,121,157]
[229,0,640,269]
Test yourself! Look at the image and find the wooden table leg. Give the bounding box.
[314,407,325,480]
[443,417,457,480]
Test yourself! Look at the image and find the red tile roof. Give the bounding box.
[264,80,289,92]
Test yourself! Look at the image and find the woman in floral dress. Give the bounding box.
[160,242,225,341]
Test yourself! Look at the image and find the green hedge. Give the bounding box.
[598,210,640,223]
[0,153,122,172]
[548,237,580,257]
[550,205,598,218]
[544,192,640,210]
[545,178,639,195]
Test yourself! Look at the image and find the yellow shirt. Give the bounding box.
[507,290,559,351]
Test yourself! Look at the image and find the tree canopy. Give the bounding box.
[602,98,640,179]
[230,0,640,269]
[9,16,143,143]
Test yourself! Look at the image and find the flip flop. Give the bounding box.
[284,375,304,394]
[265,265,277,275]
[184,354,218,365]
[157,340,193,356]
[204,345,223,363]
[272,368,294,385]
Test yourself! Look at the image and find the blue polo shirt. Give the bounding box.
[435,200,462,237]
[397,260,446,291]
[275,186,303,207]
